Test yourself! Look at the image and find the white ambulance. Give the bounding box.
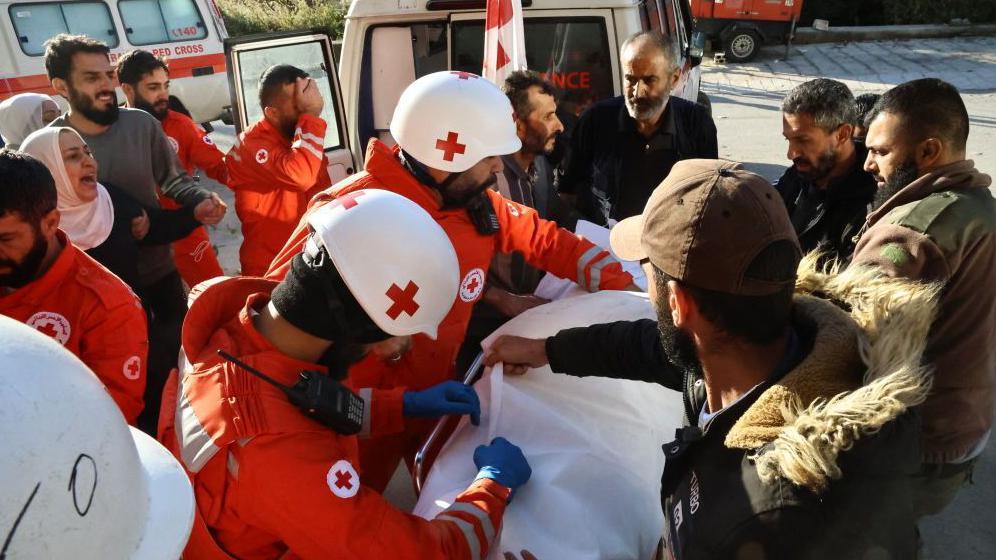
[0,0,230,123]
[223,0,706,182]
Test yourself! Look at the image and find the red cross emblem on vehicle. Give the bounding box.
[450,71,479,80]
[435,131,466,162]
[329,191,366,211]
[386,281,420,320]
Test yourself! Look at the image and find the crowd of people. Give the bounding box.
[0,27,993,560]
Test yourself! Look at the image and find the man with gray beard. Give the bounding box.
[560,31,716,226]
[854,78,996,529]
[775,79,876,264]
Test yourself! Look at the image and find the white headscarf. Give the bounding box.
[0,93,58,149]
[21,127,114,250]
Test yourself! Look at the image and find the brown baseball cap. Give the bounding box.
[610,159,801,296]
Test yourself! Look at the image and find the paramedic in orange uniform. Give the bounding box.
[159,188,531,559]
[267,71,636,491]
[0,150,147,423]
[226,64,331,277]
[116,49,226,286]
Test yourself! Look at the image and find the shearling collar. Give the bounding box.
[724,254,942,493]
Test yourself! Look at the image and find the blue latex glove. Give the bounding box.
[473,437,531,497]
[403,381,481,425]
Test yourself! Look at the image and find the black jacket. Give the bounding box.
[561,96,718,225]
[774,143,876,264]
[87,183,200,291]
[545,265,933,559]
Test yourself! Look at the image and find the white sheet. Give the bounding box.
[414,291,682,559]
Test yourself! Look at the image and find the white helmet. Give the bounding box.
[0,316,194,560]
[390,70,522,173]
[308,189,459,339]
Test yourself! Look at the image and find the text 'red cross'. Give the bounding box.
[450,71,479,80]
[435,132,466,162]
[329,191,366,210]
[127,360,140,378]
[334,470,353,490]
[386,281,420,320]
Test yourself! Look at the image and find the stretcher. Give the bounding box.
[413,290,684,559]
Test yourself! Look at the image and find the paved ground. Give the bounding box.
[198,35,996,557]
[703,37,995,560]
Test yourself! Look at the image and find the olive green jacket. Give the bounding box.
[852,159,996,464]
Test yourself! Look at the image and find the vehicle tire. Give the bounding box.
[696,91,712,118]
[725,30,761,63]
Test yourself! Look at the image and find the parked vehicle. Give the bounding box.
[223,0,707,181]
[690,0,804,62]
[0,0,231,123]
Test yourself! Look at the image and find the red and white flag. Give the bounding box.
[483,0,527,86]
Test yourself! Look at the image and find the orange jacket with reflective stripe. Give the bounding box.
[0,231,147,423]
[226,114,331,276]
[266,139,633,434]
[160,277,509,560]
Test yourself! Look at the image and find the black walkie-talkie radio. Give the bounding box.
[217,350,364,435]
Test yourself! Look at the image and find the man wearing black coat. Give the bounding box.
[776,79,876,264]
[560,31,717,226]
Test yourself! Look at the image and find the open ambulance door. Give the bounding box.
[224,31,356,182]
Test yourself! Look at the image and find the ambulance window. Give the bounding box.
[452,18,613,118]
[357,22,448,150]
[9,2,119,56]
[234,41,343,150]
[118,0,207,46]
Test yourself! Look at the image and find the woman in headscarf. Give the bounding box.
[0,93,61,149]
[19,127,201,290]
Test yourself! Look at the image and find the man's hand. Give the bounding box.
[486,287,549,318]
[193,192,227,225]
[295,77,325,117]
[483,335,548,376]
[130,209,150,240]
[504,551,539,560]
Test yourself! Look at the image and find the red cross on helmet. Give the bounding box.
[390,71,522,173]
[307,189,459,339]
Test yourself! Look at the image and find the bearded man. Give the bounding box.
[559,31,717,226]
[855,78,996,531]
[775,78,876,264]
[44,33,226,434]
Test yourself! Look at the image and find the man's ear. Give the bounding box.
[262,105,278,123]
[668,280,694,328]
[120,83,135,105]
[51,77,70,99]
[513,114,527,139]
[41,209,60,239]
[668,66,682,88]
[835,123,854,145]
[916,137,944,170]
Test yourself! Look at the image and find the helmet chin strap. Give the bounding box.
[399,150,463,196]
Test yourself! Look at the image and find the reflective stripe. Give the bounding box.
[439,502,496,544]
[226,452,239,478]
[587,252,612,292]
[176,379,221,473]
[230,150,242,162]
[438,515,482,560]
[358,388,373,439]
[292,138,324,160]
[576,246,603,287]
[299,131,324,146]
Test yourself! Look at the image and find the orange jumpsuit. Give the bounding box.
[0,231,148,423]
[159,277,510,560]
[267,139,633,490]
[226,114,331,277]
[161,109,226,286]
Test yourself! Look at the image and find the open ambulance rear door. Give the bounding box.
[224,30,356,183]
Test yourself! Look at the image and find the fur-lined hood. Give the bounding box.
[724,253,941,493]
